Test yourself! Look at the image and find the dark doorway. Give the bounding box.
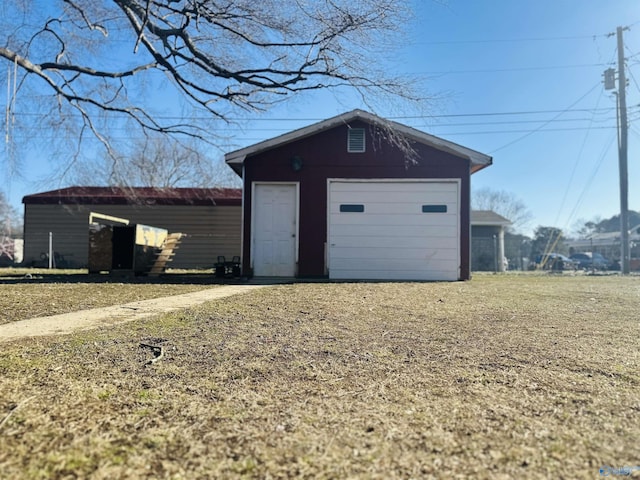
[112,226,135,269]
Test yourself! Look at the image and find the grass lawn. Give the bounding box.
[0,274,639,478]
[0,268,218,325]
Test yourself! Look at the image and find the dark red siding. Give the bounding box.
[243,121,472,280]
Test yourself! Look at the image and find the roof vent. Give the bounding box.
[347,128,365,153]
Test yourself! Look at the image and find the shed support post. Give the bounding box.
[497,228,506,272]
[48,232,53,269]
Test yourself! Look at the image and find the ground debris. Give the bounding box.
[140,343,165,366]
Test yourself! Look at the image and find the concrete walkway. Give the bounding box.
[0,284,269,343]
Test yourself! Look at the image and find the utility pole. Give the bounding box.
[616,26,630,274]
[606,27,631,273]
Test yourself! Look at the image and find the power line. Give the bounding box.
[414,116,616,128]
[563,131,617,232]
[555,87,605,230]
[627,63,640,96]
[390,107,619,120]
[417,63,610,76]
[5,106,622,122]
[2,125,618,143]
[412,33,612,46]
[415,126,616,136]
[488,82,602,154]
[8,116,617,132]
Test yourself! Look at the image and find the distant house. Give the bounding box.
[568,224,640,269]
[470,211,512,272]
[22,187,241,269]
[225,109,492,281]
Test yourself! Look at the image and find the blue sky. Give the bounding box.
[3,0,640,237]
[402,0,640,236]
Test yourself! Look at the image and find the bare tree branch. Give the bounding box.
[71,134,240,188]
[472,187,533,233]
[0,0,423,183]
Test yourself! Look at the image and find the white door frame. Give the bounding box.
[326,178,461,279]
[251,181,300,275]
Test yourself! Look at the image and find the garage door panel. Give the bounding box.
[330,215,458,228]
[328,180,460,281]
[330,225,457,239]
[331,257,457,272]
[331,246,458,261]
[331,191,458,206]
[331,234,457,249]
[331,182,456,194]
[330,263,458,280]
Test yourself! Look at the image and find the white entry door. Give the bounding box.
[253,183,297,276]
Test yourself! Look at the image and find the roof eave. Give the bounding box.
[224,109,493,171]
[471,158,493,174]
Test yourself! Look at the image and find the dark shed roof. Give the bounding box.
[23,186,242,206]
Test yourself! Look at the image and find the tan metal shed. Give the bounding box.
[22,187,242,270]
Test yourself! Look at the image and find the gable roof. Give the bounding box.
[23,186,242,207]
[225,109,493,175]
[471,210,512,227]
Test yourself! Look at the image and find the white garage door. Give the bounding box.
[328,180,460,281]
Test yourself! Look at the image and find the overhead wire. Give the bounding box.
[541,41,621,256]
[412,33,612,46]
[488,82,602,154]
[416,63,609,76]
[0,125,621,143]
[557,43,620,227]
[627,63,640,96]
[2,104,625,140]
[543,38,640,258]
[555,87,605,229]
[563,132,617,229]
[540,132,617,264]
[3,23,637,223]
[4,106,622,122]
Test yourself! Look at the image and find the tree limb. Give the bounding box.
[0,0,421,177]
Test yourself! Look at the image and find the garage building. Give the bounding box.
[225,109,492,281]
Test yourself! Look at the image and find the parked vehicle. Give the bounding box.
[533,253,578,270]
[569,252,610,270]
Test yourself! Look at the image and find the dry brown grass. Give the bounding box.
[1,273,639,478]
[0,268,217,324]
